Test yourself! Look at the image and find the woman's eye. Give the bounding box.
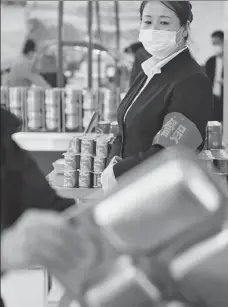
[160,21,169,25]
[144,21,152,25]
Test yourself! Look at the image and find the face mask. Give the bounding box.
[213,45,223,56]
[139,29,182,59]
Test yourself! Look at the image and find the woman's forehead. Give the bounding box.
[142,1,177,19]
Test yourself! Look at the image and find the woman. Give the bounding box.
[101,1,213,192]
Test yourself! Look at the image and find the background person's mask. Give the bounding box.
[139,29,182,59]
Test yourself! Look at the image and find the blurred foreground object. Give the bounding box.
[49,147,227,307]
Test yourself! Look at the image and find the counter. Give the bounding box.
[12,132,83,175]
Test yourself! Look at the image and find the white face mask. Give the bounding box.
[213,45,223,56]
[139,29,181,59]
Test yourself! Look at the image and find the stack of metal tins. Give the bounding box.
[83,89,99,131]
[206,121,223,149]
[1,86,9,110]
[63,134,113,188]
[100,88,117,123]
[64,88,82,132]
[45,88,62,132]
[26,87,44,131]
[9,87,26,126]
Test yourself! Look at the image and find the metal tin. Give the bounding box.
[46,108,60,118]
[93,157,106,173]
[64,170,78,188]
[78,171,92,188]
[27,88,44,111]
[27,111,42,120]
[64,153,80,170]
[45,88,62,106]
[80,155,93,172]
[210,149,228,173]
[9,87,27,108]
[45,117,60,131]
[206,121,223,149]
[93,173,102,188]
[81,137,95,156]
[68,137,81,154]
[1,86,9,107]
[96,121,110,134]
[96,137,109,158]
[83,89,97,109]
[64,103,79,115]
[110,121,119,136]
[66,88,81,102]
[28,118,42,130]
[65,114,80,130]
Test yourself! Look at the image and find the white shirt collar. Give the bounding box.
[141,47,188,78]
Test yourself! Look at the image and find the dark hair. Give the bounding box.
[124,42,144,55]
[211,30,224,41]
[140,1,193,25]
[22,39,36,55]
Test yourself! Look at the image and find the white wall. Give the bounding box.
[189,1,224,65]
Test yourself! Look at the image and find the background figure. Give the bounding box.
[205,30,224,122]
[5,39,50,88]
[124,42,150,86]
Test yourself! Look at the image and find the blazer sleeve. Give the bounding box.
[113,73,213,178]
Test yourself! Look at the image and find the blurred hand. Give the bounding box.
[1,209,84,273]
[101,156,121,193]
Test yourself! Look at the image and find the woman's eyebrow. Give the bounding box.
[143,15,172,19]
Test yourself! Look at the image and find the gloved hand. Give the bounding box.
[100,156,122,193]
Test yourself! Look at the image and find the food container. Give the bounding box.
[80,155,93,172]
[1,86,9,108]
[110,121,119,136]
[45,117,60,131]
[28,118,42,130]
[93,157,107,173]
[64,152,80,170]
[210,149,228,174]
[81,137,96,156]
[83,89,97,109]
[206,121,223,149]
[65,114,81,130]
[78,171,92,188]
[96,137,109,158]
[27,88,44,111]
[96,121,111,134]
[64,103,80,115]
[64,170,78,188]
[93,173,102,188]
[9,87,27,109]
[68,137,81,154]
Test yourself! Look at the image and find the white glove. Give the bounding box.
[101,156,121,193]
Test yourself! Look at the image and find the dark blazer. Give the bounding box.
[108,49,213,178]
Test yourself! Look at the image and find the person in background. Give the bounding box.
[5,39,51,88]
[0,108,81,307]
[124,42,150,86]
[101,0,213,193]
[205,30,224,122]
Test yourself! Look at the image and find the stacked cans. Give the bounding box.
[206,121,223,149]
[27,87,44,131]
[9,87,26,123]
[45,88,62,131]
[100,88,117,123]
[64,89,82,131]
[63,134,113,188]
[83,89,99,130]
[1,86,9,109]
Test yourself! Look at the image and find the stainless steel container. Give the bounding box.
[45,88,62,106]
[206,121,223,149]
[27,88,44,112]
[1,86,9,108]
[9,87,27,109]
